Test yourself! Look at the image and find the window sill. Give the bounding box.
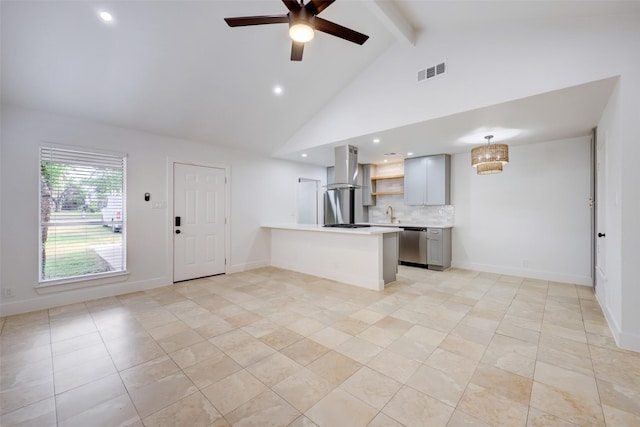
[36,271,130,294]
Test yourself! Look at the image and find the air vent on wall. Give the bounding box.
[417,61,446,83]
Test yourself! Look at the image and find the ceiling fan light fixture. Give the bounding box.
[289,21,314,43]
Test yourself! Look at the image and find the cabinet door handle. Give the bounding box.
[598,232,605,238]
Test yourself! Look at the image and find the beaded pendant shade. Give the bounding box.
[471,135,509,175]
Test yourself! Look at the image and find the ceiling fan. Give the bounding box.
[224,0,369,61]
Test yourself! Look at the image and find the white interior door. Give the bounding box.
[297,178,319,224]
[595,136,607,290]
[173,163,226,282]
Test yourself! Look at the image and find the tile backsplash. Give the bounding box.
[367,162,454,226]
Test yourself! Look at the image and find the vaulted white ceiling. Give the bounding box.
[2,1,636,164]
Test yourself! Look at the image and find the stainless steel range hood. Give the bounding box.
[326,145,360,190]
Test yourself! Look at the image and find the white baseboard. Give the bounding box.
[596,292,640,352]
[450,261,593,286]
[227,259,269,274]
[0,277,171,317]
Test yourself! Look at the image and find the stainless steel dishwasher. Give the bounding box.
[399,227,428,266]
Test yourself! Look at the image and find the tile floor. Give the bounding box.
[1,266,639,426]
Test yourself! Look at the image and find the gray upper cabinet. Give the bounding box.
[361,164,375,206]
[404,154,450,206]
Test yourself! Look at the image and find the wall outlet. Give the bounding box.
[3,288,15,298]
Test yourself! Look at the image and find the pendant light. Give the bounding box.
[471,135,509,175]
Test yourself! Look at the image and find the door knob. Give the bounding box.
[176,229,181,234]
[598,232,605,238]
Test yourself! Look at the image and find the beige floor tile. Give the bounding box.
[247,352,303,387]
[534,361,599,401]
[357,325,402,347]
[0,358,54,415]
[368,349,420,383]
[481,334,537,378]
[59,394,141,427]
[142,391,226,427]
[331,317,370,336]
[169,340,224,369]
[335,336,383,364]
[447,409,492,427]
[366,412,404,427]
[403,324,447,347]
[183,353,242,389]
[272,368,333,412]
[226,339,277,367]
[438,334,487,361]
[382,385,454,427]
[596,377,640,417]
[209,329,255,352]
[589,345,640,390]
[308,327,352,349]
[105,334,166,371]
[406,364,469,407]
[54,354,116,394]
[55,374,127,422]
[305,388,377,427]
[280,338,331,366]
[530,381,605,426]
[307,350,361,387]
[526,407,576,427]
[0,396,57,427]
[259,327,304,350]
[285,317,326,336]
[287,415,318,426]
[340,366,401,410]
[386,336,434,362]
[225,390,300,427]
[470,364,532,405]
[4,267,640,427]
[458,383,529,427]
[602,404,640,426]
[425,348,478,381]
[201,369,267,415]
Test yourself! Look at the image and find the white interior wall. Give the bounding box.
[451,137,592,285]
[0,105,326,316]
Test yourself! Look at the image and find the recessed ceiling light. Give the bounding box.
[99,11,113,22]
[383,159,388,163]
[407,152,414,156]
[373,138,380,143]
[273,86,283,95]
[301,153,307,158]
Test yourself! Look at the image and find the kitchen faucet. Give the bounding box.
[386,205,396,223]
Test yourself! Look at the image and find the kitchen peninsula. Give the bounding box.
[262,224,400,291]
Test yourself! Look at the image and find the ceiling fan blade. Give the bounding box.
[305,0,335,16]
[224,15,289,27]
[291,41,304,61]
[313,17,369,45]
[282,0,302,12]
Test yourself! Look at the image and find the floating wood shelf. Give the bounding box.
[371,191,404,196]
[371,174,404,181]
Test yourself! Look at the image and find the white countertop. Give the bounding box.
[365,223,454,229]
[262,224,401,235]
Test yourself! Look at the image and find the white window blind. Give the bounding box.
[40,146,126,283]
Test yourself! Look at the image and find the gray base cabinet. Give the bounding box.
[426,228,451,271]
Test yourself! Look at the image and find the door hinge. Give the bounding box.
[225,258,227,265]
[225,218,227,224]
[225,177,227,184]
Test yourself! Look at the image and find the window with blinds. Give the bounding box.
[40,145,126,283]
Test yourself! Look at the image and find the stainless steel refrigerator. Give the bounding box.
[324,188,367,225]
